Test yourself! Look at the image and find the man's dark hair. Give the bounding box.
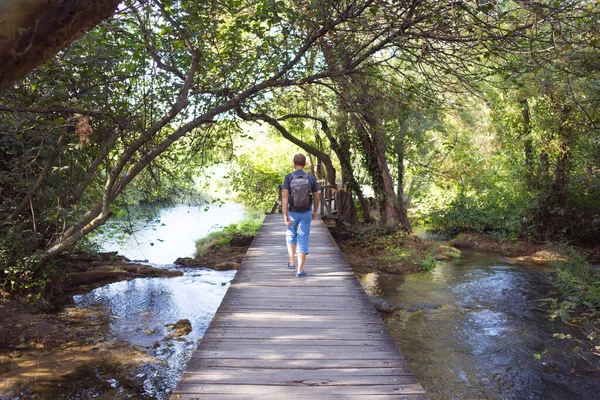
[293,153,306,166]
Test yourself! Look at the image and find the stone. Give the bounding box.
[369,296,400,314]
[212,262,240,271]
[173,257,201,267]
[165,319,192,338]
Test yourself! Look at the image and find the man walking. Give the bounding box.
[282,154,320,277]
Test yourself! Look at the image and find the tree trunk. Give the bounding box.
[0,0,122,90]
[324,118,371,223]
[394,129,408,223]
[318,39,371,223]
[353,95,410,232]
[371,125,410,231]
[335,190,357,225]
[5,133,65,223]
[520,98,536,188]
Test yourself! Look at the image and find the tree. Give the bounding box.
[0,0,123,90]
[3,0,595,279]
[4,0,439,263]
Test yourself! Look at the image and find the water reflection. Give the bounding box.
[74,203,246,398]
[375,251,600,400]
[74,268,236,399]
[98,203,247,264]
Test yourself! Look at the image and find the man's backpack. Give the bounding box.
[289,173,312,212]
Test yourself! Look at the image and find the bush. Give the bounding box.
[0,225,55,298]
[227,153,289,212]
[424,190,525,236]
[546,249,600,343]
[195,213,264,256]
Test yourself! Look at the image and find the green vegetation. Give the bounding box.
[547,251,600,347]
[226,127,298,212]
[0,0,598,341]
[195,213,264,257]
[417,255,439,272]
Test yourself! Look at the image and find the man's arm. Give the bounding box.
[312,191,320,220]
[282,189,292,225]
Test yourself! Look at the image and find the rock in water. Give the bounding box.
[213,262,240,271]
[173,257,201,267]
[165,319,192,338]
[368,296,400,314]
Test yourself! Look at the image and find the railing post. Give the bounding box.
[271,184,283,214]
[320,186,325,216]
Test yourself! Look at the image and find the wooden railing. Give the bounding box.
[271,180,340,219]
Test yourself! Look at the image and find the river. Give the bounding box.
[6,206,597,399]
[364,250,600,400]
[72,203,245,399]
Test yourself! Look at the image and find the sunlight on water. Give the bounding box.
[70,203,248,398]
[98,203,247,264]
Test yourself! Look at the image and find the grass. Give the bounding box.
[195,212,264,257]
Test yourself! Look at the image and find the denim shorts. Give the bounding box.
[286,210,313,254]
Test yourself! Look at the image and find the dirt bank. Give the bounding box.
[174,238,252,271]
[0,298,152,398]
[328,225,575,276]
[328,223,460,275]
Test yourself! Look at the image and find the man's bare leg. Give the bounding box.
[287,243,296,267]
[297,253,307,274]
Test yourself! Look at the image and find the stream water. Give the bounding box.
[6,206,597,399]
[364,251,600,400]
[71,203,245,399]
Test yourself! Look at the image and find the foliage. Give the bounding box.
[418,255,438,272]
[1,0,599,305]
[545,250,600,349]
[408,98,531,236]
[226,127,297,212]
[195,213,264,257]
[0,225,52,298]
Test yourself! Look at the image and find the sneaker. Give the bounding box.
[295,271,307,278]
[286,262,295,269]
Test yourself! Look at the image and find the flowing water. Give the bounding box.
[6,207,598,399]
[71,203,247,399]
[72,268,235,399]
[3,204,247,400]
[98,203,248,264]
[365,251,600,400]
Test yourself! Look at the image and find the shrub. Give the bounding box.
[546,249,600,343]
[195,213,264,256]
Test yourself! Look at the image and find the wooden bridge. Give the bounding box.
[171,214,427,399]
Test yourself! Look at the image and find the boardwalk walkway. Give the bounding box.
[171,214,427,399]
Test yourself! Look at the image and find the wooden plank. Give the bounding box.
[220,298,372,307]
[178,370,419,386]
[172,395,428,400]
[191,352,402,362]
[170,214,427,399]
[173,383,426,395]
[180,367,411,378]
[198,339,398,348]
[210,311,381,322]
[186,358,409,369]
[211,320,385,329]
[202,329,388,340]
